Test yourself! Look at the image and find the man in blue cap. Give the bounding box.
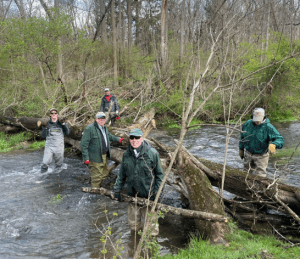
[80,112,124,191]
[112,128,164,236]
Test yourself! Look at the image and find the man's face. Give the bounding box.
[254,121,262,125]
[105,91,110,96]
[96,117,106,126]
[50,111,58,120]
[129,136,144,149]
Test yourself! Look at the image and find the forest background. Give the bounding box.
[1,0,300,126]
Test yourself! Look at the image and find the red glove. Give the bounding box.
[115,117,120,120]
[119,137,124,143]
[84,160,90,165]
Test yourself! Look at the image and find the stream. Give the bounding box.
[0,121,299,258]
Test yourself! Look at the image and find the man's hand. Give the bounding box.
[84,160,90,165]
[119,137,124,143]
[59,116,66,123]
[37,121,42,128]
[268,144,276,154]
[115,116,120,120]
[239,149,244,159]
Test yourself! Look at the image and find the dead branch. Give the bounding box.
[81,187,228,222]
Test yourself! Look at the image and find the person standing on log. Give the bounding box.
[100,88,120,126]
[80,112,124,192]
[39,108,70,173]
[239,108,284,177]
[112,128,164,236]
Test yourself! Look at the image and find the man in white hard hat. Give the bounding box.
[239,108,284,177]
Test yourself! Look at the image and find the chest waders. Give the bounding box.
[41,127,65,173]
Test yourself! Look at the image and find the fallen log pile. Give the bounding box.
[1,110,300,239]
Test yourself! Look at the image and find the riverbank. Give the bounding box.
[159,221,300,259]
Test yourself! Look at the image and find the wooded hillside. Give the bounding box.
[1,1,300,123]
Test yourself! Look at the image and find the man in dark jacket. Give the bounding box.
[112,128,164,236]
[80,112,124,191]
[239,108,284,177]
[40,108,70,173]
[100,88,120,126]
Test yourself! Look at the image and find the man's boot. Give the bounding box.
[41,164,48,173]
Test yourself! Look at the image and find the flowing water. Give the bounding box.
[0,121,299,258]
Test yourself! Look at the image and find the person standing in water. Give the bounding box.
[39,108,70,173]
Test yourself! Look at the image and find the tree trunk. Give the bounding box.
[177,150,229,243]
[127,0,132,50]
[160,0,168,69]
[111,0,118,85]
[100,0,107,43]
[135,0,140,45]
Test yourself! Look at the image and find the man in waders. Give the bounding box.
[39,108,70,173]
[239,108,284,177]
[112,128,164,236]
[80,112,124,192]
[100,88,120,126]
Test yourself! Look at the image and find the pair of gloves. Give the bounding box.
[239,144,276,159]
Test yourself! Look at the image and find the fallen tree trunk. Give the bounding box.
[81,187,228,222]
[176,149,229,243]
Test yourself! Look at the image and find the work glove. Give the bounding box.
[118,137,124,143]
[59,116,66,123]
[239,149,244,159]
[37,121,42,128]
[84,160,90,165]
[268,144,276,154]
[115,116,120,120]
[111,191,121,202]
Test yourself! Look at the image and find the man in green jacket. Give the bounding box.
[239,108,284,177]
[80,112,124,191]
[112,128,164,236]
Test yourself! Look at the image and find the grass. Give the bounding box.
[0,132,32,152]
[160,222,300,259]
[28,141,45,150]
[0,132,45,152]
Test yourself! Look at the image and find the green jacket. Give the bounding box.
[113,141,164,199]
[239,119,284,154]
[80,121,120,163]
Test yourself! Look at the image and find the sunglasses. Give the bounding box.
[130,136,141,140]
[50,112,58,115]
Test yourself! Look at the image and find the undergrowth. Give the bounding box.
[159,222,300,259]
